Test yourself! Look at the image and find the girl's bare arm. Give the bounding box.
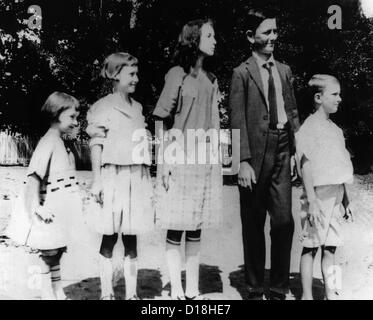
[24,174,41,220]
[91,144,103,181]
[90,144,104,204]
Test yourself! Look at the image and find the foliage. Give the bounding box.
[0,0,372,159]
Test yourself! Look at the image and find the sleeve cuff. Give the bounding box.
[153,106,171,119]
[26,171,43,181]
[240,158,251,163]
[89,137,105,148]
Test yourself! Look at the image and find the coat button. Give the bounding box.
[263,115,268,120]
[262,132,267,137]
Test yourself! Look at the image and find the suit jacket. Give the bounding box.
[229,56,300,178]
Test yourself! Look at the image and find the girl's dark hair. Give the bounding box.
[172,18,214,73]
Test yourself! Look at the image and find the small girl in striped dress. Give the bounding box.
[6,92,82,300]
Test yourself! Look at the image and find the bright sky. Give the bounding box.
[361,0,373,18]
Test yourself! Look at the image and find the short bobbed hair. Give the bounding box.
[41,91,79,123]
[172,18,214,73]
[101,52,138,80]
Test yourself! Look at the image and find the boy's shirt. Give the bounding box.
[295,111,353,187]
[252,52,287,125]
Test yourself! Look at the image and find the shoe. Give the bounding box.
[127,295,141,300]
[269,291,295,300]
[100,294,115,300]
[246,292,264,300]
[171,294,186,300]
[285,292,296,300]
[245,285,264,300]
[185,295,210,300]
[55,289,69,300]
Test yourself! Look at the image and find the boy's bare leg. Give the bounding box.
[321,246,338,300]
[300,247,318,300]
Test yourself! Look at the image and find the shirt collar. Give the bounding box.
[112,92,134,117]
[312,109,333,125]
[252,52,276,69]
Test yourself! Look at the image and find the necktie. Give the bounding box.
[263,62,278,126]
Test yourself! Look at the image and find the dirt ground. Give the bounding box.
[1,166,373,300]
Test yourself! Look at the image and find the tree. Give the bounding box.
[1,0,372,169]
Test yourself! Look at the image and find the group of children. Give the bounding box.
[4,13,354,301]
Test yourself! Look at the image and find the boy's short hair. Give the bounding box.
[101,52,138,80]
[245,8,277,33]
[41,91,79,123]
[308,74,340,96]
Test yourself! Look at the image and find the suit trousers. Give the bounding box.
[239,129,294,294]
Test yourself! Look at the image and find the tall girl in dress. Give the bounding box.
[87,53,153,300]
[153,19,223,300]
[296,75,354,300]
[6,92,81,299]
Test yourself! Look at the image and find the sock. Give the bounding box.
[40,270,56,300]
[166,242,184,298]
[99,255,114,299]
[123,256,138,299]
[185,239,201,298]
[51,264,66,300]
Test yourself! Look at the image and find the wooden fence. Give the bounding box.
[0,130,233,172]
[0,130,91,168]
[0,131,37,166]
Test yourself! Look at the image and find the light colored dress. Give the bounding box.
[5,129,82,250]
[153,66,223,230]
[295,111,353,248]
[86,93,154,235]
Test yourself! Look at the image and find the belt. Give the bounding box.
[40,176,79,194]
[268,122,289,131]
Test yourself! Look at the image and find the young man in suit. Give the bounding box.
[229,8,300,300]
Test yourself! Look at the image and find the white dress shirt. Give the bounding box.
[252,52,288,125]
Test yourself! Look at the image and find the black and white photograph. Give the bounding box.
[0,0,373,305]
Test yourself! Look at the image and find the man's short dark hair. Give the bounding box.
[245,8,277,33]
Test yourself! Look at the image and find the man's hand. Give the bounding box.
[291,155,298,180]
[308,199,324,228]
[238,161,256,190]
